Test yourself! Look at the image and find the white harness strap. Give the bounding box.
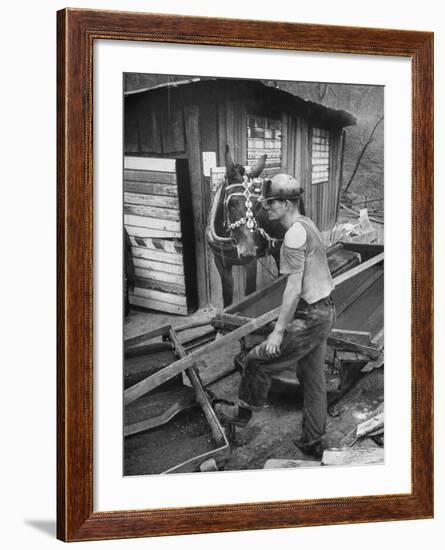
[225,176,262,232]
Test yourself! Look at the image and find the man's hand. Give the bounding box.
[265,330,284,357]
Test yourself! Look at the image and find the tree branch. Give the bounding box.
[342,116,384,196]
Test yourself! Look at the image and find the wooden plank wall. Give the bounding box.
[281,116,345,234]
[283,114,312,220]
[124,157,189,315]
[125,96,207,309]
[308,127,344,233]
[254,113,345,238]
[217,100,246,165]
[125,96,185,157]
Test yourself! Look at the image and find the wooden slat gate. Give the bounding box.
[124,156,197,315]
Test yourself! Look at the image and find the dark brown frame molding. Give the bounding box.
[57,8,434,542]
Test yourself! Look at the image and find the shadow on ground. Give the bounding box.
[24,519,56,538]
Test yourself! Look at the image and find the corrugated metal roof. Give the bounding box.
[124,77,204,96]
[125,77,356,128]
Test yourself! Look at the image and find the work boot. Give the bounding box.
[293,438,324,460]
[213,399,252,428]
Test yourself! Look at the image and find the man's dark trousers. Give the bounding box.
[239,297,335,446]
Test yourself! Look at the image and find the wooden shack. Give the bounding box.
[124,78,356,313]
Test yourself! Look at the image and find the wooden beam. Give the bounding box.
[225,276,285,314]
[333,252,384,286]
[133,257,184,274]
[129,236,183,254]
[124,324,170,348]
[124,305,281,405]
[124,180,178,196]
[335,269,382,316]
[280,112,288,171]
[131,246,183,266]
[327,335,381,360]
[125,224,181,240]
[131,288,187,307]
[356,412,384,439]
[124,192,179,209]
[133,266,184,285]
[212,312,270,335]
[371,327,384,348]
[129,295,188,316]
[168,328,226,446]
[124,156,176,172]
[217,103,227,165]
[124,214,181,232]
[124,204,180,221]
[361,353,384,373]
[213,317,371,348]
[124,317,214,350]
[322,448,384,466]
[264,459,320,469]
[183,333,216,353]
[124,391,195,436]
[330,329,371,346]
[184,104,208,307]
[134,277,185,295]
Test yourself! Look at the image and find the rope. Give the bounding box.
[258,256,279,279]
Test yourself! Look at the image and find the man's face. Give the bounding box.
[262,199,287,221]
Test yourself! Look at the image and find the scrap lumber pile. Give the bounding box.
[263,404,384,470]
[124,323,229,474]
[321,447,384,466]
[263,448,384,469]
[123,243,384,473]
[340,403,385,448]
[330,208,378,245]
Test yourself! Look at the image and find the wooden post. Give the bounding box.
[168,328,226,446]
[217,103,227,166]
[300,117,311,219]
[280,112,288,171]
[335,129,346,221]
[184,105,208,307]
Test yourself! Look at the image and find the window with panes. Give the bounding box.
[311,127,330,184]
[247,115,282,172]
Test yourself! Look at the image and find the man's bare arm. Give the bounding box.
[265,272,303,356]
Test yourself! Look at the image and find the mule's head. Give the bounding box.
[224,145,266,261]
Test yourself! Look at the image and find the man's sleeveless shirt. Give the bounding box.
[279,216,334,304]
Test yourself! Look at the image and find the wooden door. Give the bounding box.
[124,156,197,315]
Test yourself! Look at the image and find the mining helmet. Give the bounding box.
[260,173,303,205]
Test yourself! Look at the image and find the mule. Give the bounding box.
[206,145,285,307]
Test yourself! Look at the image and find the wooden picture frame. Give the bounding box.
[57,8,434,542]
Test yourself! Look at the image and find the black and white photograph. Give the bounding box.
[122,74,384,476]
[1,0,440,545]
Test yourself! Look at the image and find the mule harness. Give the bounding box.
[223,175,280,248]
[224,175,262,232]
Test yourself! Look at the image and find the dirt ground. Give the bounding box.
[124,307,384,475]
